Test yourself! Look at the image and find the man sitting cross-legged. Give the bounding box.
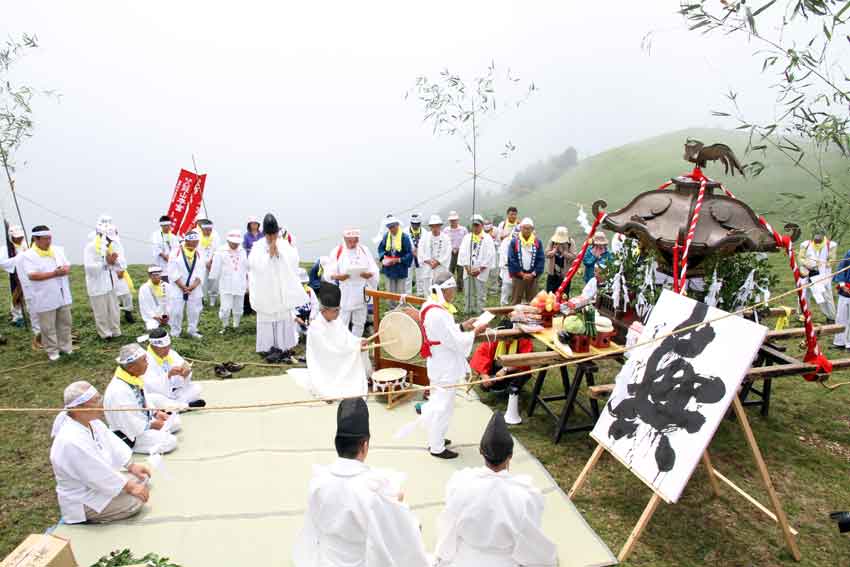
[50,380,153,524]
[104,343,179,454]
[144,327,205,410]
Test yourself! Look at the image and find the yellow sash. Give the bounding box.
[430,293,458,314]
[150,280,164,298]
[147,346,174,367]
[518,231,536,247]
[471,232,482,244]
[200,233,213,249]
[182,245,196,263]
[494,339,519,359]
[115,366,144,388]
[122,271,135,294]
[34,245,54,258]
[384,230,403,252]
[94,235,113,256]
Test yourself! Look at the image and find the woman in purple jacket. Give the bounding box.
[243,216,263,254]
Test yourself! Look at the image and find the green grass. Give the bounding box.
[1,256,849,567]
[449,127,850,239]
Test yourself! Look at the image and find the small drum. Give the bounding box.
[371,367,414,409]
[378,306,423,360]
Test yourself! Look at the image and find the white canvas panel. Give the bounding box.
[591,289,767,503]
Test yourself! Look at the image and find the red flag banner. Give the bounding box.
[167,169,207,236]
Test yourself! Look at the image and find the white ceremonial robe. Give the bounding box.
[328,243,378,337]
[249,236,308,352]
[49,418,133,524]
[398,301,474,454]
[498,237,513,306]
[144,349,202,408]
[138,281,170,330]
[104,376,177,454]
[292,458,430,567]
[579,277,598,302]
[434,467,558,567]
[151,229,179,274]
[292,314,368,399]
[167,247,204,335]
[417,232,452,293]
[83,237,124,297]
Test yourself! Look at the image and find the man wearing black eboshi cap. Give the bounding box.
[432,411,558,565]
[248,213,308,364]
[292,398,429,566]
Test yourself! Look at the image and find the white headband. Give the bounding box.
[51,385,98,438]
[438,276,457,290]
[184,231,200,242]
[159,221,172,226]
[150,335,171,348]
[32,230,51,237]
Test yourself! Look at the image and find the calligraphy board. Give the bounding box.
[590,290,767,503]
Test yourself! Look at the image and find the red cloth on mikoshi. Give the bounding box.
[555,209,606,299]
[664,167,831,381]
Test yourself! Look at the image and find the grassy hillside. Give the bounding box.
[452,128,849,242]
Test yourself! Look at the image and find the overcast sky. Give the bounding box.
[2,1,780,262]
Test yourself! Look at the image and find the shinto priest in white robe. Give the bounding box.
[433,413,558,566]
[292,282,369,399]
[248,214,308,353]
[293,398,429,567]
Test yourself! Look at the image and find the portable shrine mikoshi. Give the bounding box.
[487,142,850,563]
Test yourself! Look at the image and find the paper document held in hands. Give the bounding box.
[473,310,495,329]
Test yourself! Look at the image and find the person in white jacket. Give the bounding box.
[83,224,124,340]
[1,224,40,340]
[293,398,430,567]
[433,411,558,567]
[457,214,496,314]
[21,225,73,361]
[209,230,248,333]
[799,233,838,321]
[197,219,221,307]
[417,214,452,295]
[138,266,170,330]
[327,229,378,338]
[167,230,205,339]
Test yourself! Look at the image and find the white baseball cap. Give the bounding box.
[427,214,443,226]
[226,230,241,244]
[447,210,460,221]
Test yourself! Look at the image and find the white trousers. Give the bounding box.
[90,291,121,339]
[204,276,219,306]
[117,293,133,312]
[218,293,245,327]
[169,295,203,335]
[132,429,177,455]
[424,386,455,454]
[386,277,406,309]
[804,282,837,320]
[464,277,487,313]
[405,267,425,296]
[834,295,850,348]
[500,277,513,306]
[339,306,367,337]
[256,319,298,352]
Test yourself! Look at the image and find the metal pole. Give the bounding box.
[191,154,210,219]
[466,107,478,313]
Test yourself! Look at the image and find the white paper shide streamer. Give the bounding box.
[576,206,592,235]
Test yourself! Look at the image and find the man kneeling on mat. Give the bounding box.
[50,380,153,524]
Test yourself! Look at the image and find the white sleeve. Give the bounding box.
[209,250,222,280]
[56,439,127,503]
[363,493,430,567]
[512,490,558,566]
[138,285,155,323]
[428,310,475,358]
[83,244,103,277]
[167,252,182,285]
[456,236,471,267]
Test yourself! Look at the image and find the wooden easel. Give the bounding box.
[569,396,801,562]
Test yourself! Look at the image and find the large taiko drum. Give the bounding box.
[378,306,422,360]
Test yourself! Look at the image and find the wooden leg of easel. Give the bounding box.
[618,493,663,562]
[569,444,604,498]
[732,397,802,561]
[702,450,721,497]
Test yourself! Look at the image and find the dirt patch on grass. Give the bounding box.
[798,433,850,462]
